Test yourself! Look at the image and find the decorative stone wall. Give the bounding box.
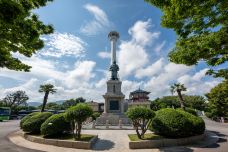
[22,133,98,149]
[129,133,206,149]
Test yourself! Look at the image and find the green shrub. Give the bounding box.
[177,109,205,135]
[152,108,205,138]
[205,112,213,118]
[126,106,155,139]
[177,108,197,116]
[21,112,52,133]
[41,113,71,137]
[20,112,38,128]
[91,112,101,120]
[152,108,192,137]
[185,108,197,116]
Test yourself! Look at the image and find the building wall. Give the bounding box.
[128,102,151,109]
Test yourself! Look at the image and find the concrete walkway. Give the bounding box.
[9,129,219,152]
[9,130,159,152]
[6,118,225,152]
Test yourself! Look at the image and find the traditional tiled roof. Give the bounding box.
[130,88,150,95]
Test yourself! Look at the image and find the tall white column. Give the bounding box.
[111,39,116,64]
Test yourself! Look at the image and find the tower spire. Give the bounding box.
[108,31,119,80]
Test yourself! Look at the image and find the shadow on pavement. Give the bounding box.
[205,138,227,148]
[210,131,227,138]
[203,130,227,148]
[160,146,193,152]
[92,139,115,151]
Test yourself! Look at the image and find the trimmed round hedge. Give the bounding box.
[20,112,38,128]
[176,107,197,116]
[177,109,205,135]
[41,113,71,137]
[151,108,205,138]
[21,112,52,133]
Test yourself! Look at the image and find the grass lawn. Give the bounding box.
[128,133,163,141]
[27,133,95,142]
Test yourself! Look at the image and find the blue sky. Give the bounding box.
[0,0,222,103]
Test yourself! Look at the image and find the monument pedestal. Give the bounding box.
[96,80,131,125]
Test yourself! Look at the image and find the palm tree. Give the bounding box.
[39,84,57,112]
[170,83,187,109]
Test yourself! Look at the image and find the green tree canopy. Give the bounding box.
[146,0,228,79]
[1,90,29,108]
[0,0,54,71]
[206,80,228,117]
[62,97,86,109]
[65,103,93,139]
[150,95,206,111]
[126,106,155,139]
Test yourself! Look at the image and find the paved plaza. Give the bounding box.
[0,117,227,152]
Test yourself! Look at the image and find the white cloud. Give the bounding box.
[192,68,209,81]
[135,58,164,78]
[164,62,192,76]
[0,78,40,100]
[118,19,160,78]
[178,68,209,85]
[0,55,63,81]
[144,63,193,98]
[177,75,192,85]
[186,80,220,95]
[39,32,87,58]
[64,61,96,88]
[128,19,160,46]
[97,51,111,59]
[24,56,65,80]
[176,68,219,96]
[80,4,111,36]
[155,41,166,52]
[118,42,148,77]
[0,56,98,102]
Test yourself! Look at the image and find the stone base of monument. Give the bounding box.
[96,113,131,126]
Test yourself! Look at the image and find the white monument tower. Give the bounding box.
[96,31,130,125]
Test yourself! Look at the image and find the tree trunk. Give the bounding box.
[136,127,141,139]
[9,96,17,108]
[177,90,185,109]
[78,123,82,139]
[140,119,146,138]
[41,91,49,112]
[71,121,76,140]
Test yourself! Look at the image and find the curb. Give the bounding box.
[22,132,98,149]
[129,133,206,149]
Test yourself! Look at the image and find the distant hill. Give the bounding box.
[28,102,41,107]
[56,100,66,105]
[27,100,66,107]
